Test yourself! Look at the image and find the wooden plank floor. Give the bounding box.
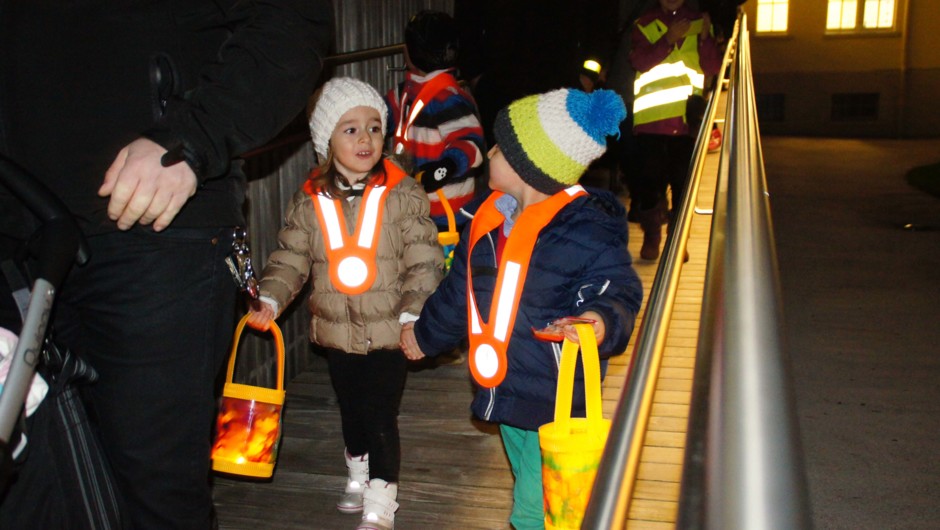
[213,356,514,529]
[612,120,722,529]
[213,117,723,530]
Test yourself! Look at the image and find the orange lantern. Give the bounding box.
[211,313,285,479]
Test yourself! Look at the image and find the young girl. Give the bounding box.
[247,77,443,530]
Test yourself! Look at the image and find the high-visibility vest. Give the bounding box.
[633,18,708,127]
[465,186,587,388]
[307,160,405,295]
[392,72,459,155]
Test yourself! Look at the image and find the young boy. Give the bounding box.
[386,10,486,235]
[400,87,643,529]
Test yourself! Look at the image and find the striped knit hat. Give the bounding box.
[309,77,388,160]
[493,88,626,194]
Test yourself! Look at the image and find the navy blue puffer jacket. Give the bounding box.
[413,188,643,431]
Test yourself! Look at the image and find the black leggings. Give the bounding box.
[327,348,407,483]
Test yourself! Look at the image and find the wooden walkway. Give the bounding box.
[615,127,720,529]
[213,122,723,530]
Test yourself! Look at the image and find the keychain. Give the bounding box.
[224,226,259,299]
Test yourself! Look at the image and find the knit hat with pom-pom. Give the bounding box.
[493,88,627,194]
[308,77,387,160]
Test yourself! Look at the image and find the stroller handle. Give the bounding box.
[0,155,89,287]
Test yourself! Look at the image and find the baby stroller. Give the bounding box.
[0,155,126,528]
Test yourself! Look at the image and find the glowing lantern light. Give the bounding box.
[211,314,285,479]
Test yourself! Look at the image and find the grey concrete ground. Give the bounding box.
[763,137,940,530]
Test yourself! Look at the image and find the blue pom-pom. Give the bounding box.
[567,89,627,143]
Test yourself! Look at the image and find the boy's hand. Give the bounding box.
[562,311,606,345]
[246,300,276,331]
[400,322,426,360]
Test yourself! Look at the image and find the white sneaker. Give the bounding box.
[337,450,368,514]
[356,479,398,530]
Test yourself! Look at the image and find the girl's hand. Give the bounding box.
[562,311,606,344]
[246,300,276,331]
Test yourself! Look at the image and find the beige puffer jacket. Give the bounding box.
[258,163,443,354]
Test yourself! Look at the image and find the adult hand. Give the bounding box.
[246,300,276,332]
[666,18,692,45]
[400,322,426,360]
[701,13,712,39]
[99,138,197,231]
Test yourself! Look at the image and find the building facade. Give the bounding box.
[744,0,940,138]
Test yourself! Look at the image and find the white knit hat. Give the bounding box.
[308,77,388,160]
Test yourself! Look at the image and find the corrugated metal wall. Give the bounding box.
[234,1,453,388]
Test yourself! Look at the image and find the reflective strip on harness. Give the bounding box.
[465,185,587,388]
[310,162,405,295]
[393,72,459,155]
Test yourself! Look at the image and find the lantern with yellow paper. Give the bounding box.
[435,189,459,272]
[211,313,285,478]
[538,323,610,530]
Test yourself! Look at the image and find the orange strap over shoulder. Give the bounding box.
[393,72,460,155]
[465,185,587,388]
[308,160,406,295]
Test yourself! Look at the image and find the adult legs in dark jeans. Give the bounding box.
[53,227,237,529]
[634,134,695,260]
[327,348,407,483]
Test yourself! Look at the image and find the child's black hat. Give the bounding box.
[405,10,458,73]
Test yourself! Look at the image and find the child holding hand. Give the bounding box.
[400,87,643,529]
[247,77,443,530]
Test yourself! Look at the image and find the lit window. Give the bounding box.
[827,0,895,31]
[827,0,857,29]
[756,0,788,33]
[863,0,895,28]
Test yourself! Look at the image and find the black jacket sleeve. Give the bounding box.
[144,0,334,180]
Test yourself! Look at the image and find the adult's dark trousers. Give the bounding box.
[53,226,237,529]
[634,133,695,213]
[327,348,407,483]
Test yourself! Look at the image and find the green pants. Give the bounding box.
[500,424,545,530]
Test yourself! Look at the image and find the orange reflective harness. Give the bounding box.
[306,161,405,295]
[392,72,463,269]
[465,185,587,388]
[392,72,458,156]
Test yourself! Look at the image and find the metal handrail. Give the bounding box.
[324,43,404,67]
[694,14,811,529]
[581,14,739,529]
[241,45,406,160]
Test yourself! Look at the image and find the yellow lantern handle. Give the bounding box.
[435,189,457,234]
[434,188,460,249]
[552,323,602,434]
[225,313,285,392]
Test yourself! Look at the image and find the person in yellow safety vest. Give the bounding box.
[630,0,721,261]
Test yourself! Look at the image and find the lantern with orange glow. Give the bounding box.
[211,314,285,478]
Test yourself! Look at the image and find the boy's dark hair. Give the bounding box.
[405,10,458,73]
